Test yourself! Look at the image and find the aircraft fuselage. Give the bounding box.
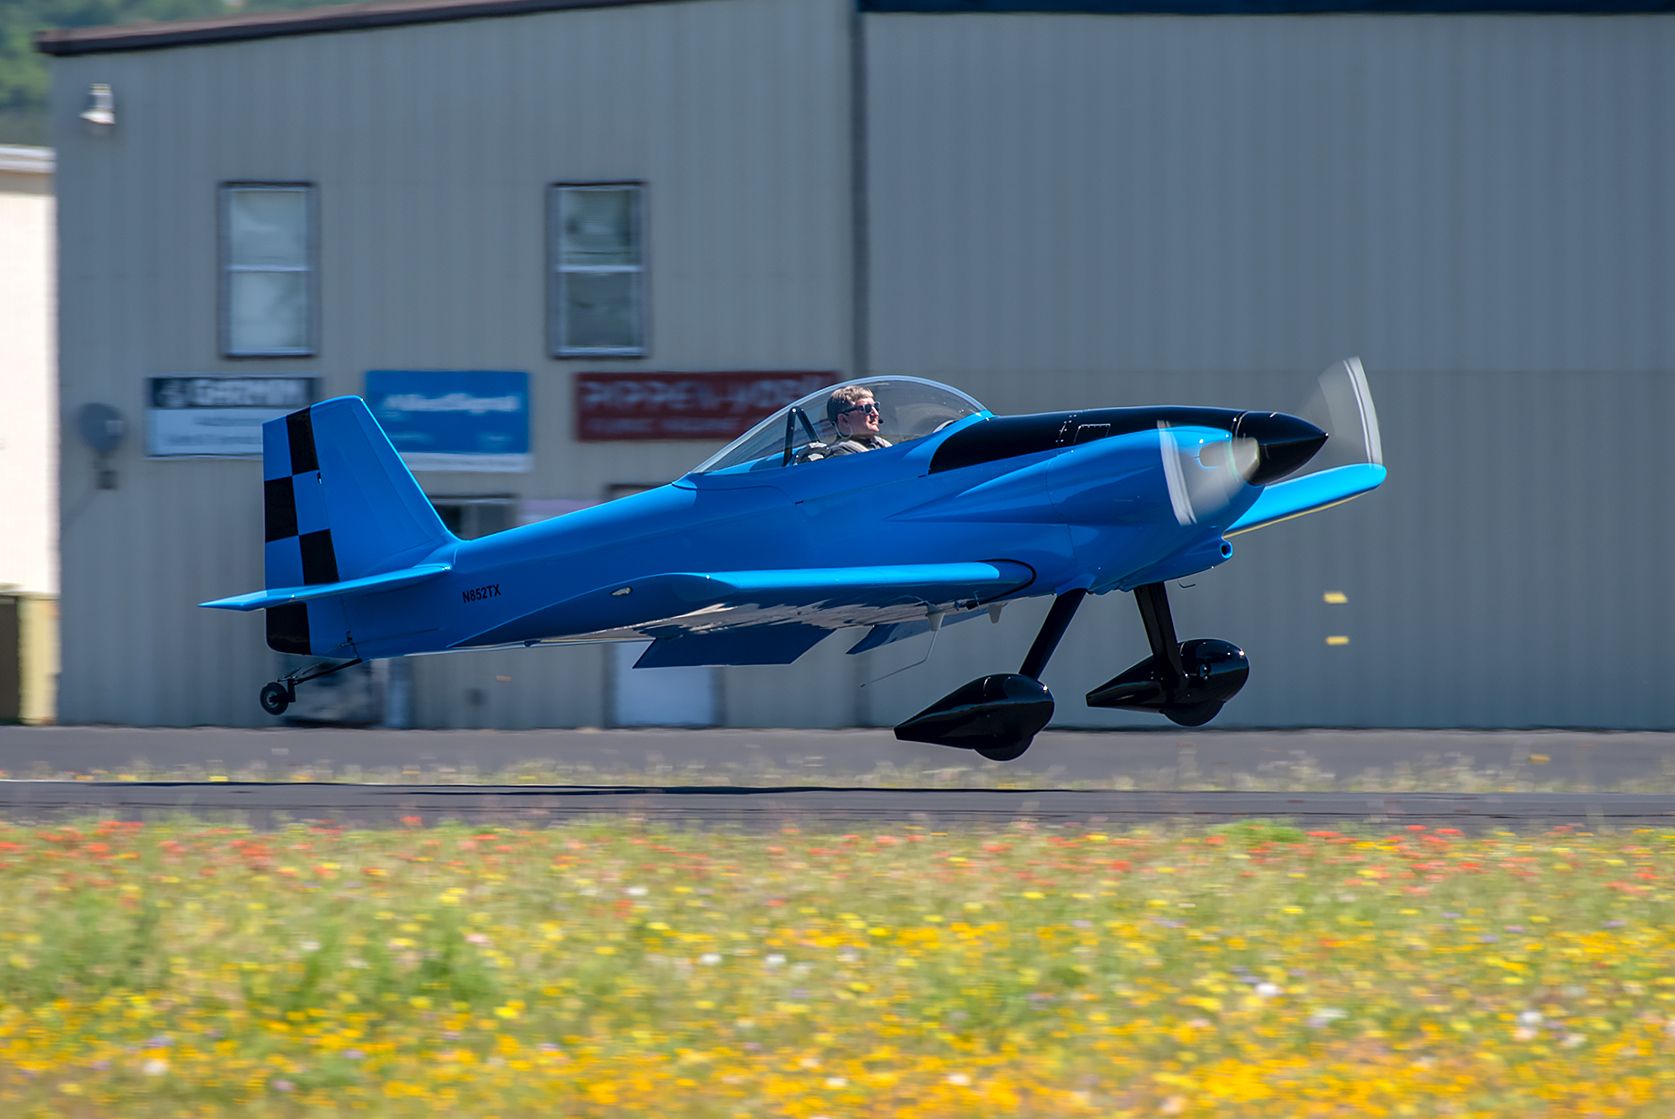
[335,408,1260,661]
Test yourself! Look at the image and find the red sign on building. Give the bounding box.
[574,371,837,441]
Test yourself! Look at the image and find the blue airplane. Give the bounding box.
[202,359,1385,760]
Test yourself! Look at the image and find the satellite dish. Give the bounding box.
[77,403,126,454]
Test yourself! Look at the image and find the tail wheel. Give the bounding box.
[259,682,291,716]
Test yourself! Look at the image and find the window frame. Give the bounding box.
[549,181,647,358]
[219,181,318,358]
[430,495,518,541]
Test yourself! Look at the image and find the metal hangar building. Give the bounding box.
[38,0,1675,729]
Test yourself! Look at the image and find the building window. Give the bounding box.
[432,497,516,540]
[221,183,315,357]
[550,183,644,357]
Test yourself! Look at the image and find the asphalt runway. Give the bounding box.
[5,780,1675,830]
[3,726,1673,829]
[3,725,1672,784]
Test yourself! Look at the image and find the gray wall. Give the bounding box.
[51,0,856,726]
[861,13,1675,728]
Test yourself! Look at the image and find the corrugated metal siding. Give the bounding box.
[52,0,854,727]
[863,14,1675,727]
[868,15,1674,384]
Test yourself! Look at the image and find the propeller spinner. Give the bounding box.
[1160,356,1382,527]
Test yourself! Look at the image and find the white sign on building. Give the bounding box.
[146,375,318,458]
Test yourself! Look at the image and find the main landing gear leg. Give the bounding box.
[259,658,364,717]
[1020,589,1088,682]
[1133,582,1187,683]
[895,589,1088,763]
[1086,582,1249,726]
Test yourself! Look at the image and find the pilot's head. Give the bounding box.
[828,385,881,440]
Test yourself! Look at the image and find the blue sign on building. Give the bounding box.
[364,371,531,473]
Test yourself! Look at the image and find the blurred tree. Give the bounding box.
[1,0,326,145]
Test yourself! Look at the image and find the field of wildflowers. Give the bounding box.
[1,818,1672,1117]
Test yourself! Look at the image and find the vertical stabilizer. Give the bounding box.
[261,396,454,653]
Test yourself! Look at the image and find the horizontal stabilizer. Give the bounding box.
[199,562,453,612]
[1225,464,1386,536]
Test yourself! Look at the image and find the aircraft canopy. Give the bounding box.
[692,376,987,474]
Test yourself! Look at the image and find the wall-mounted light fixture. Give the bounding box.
[76,402,126,489]
[79,83,115,129]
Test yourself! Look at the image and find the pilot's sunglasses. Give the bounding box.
[842,402,881,416]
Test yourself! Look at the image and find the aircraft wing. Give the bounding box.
[1225,463,1386,536]
[454,560,1037,666]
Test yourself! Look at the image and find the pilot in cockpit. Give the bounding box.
[818,385,893,457]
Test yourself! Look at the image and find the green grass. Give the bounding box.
[1,818,1674,1116]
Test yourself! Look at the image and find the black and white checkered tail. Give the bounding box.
[261,398,453,654]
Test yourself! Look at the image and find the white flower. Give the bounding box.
[946,1072,971,1087]
[1255,982,1282,998]
[299,940,320,953]
[825,1077,848,1089]
[142,1058,169,1077]
[699,953,722,966]
[1518,1010,1543,1027]
[765,954,786,969]
[625,885,648,897]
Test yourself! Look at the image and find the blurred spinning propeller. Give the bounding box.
[1159,356,1381,527]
